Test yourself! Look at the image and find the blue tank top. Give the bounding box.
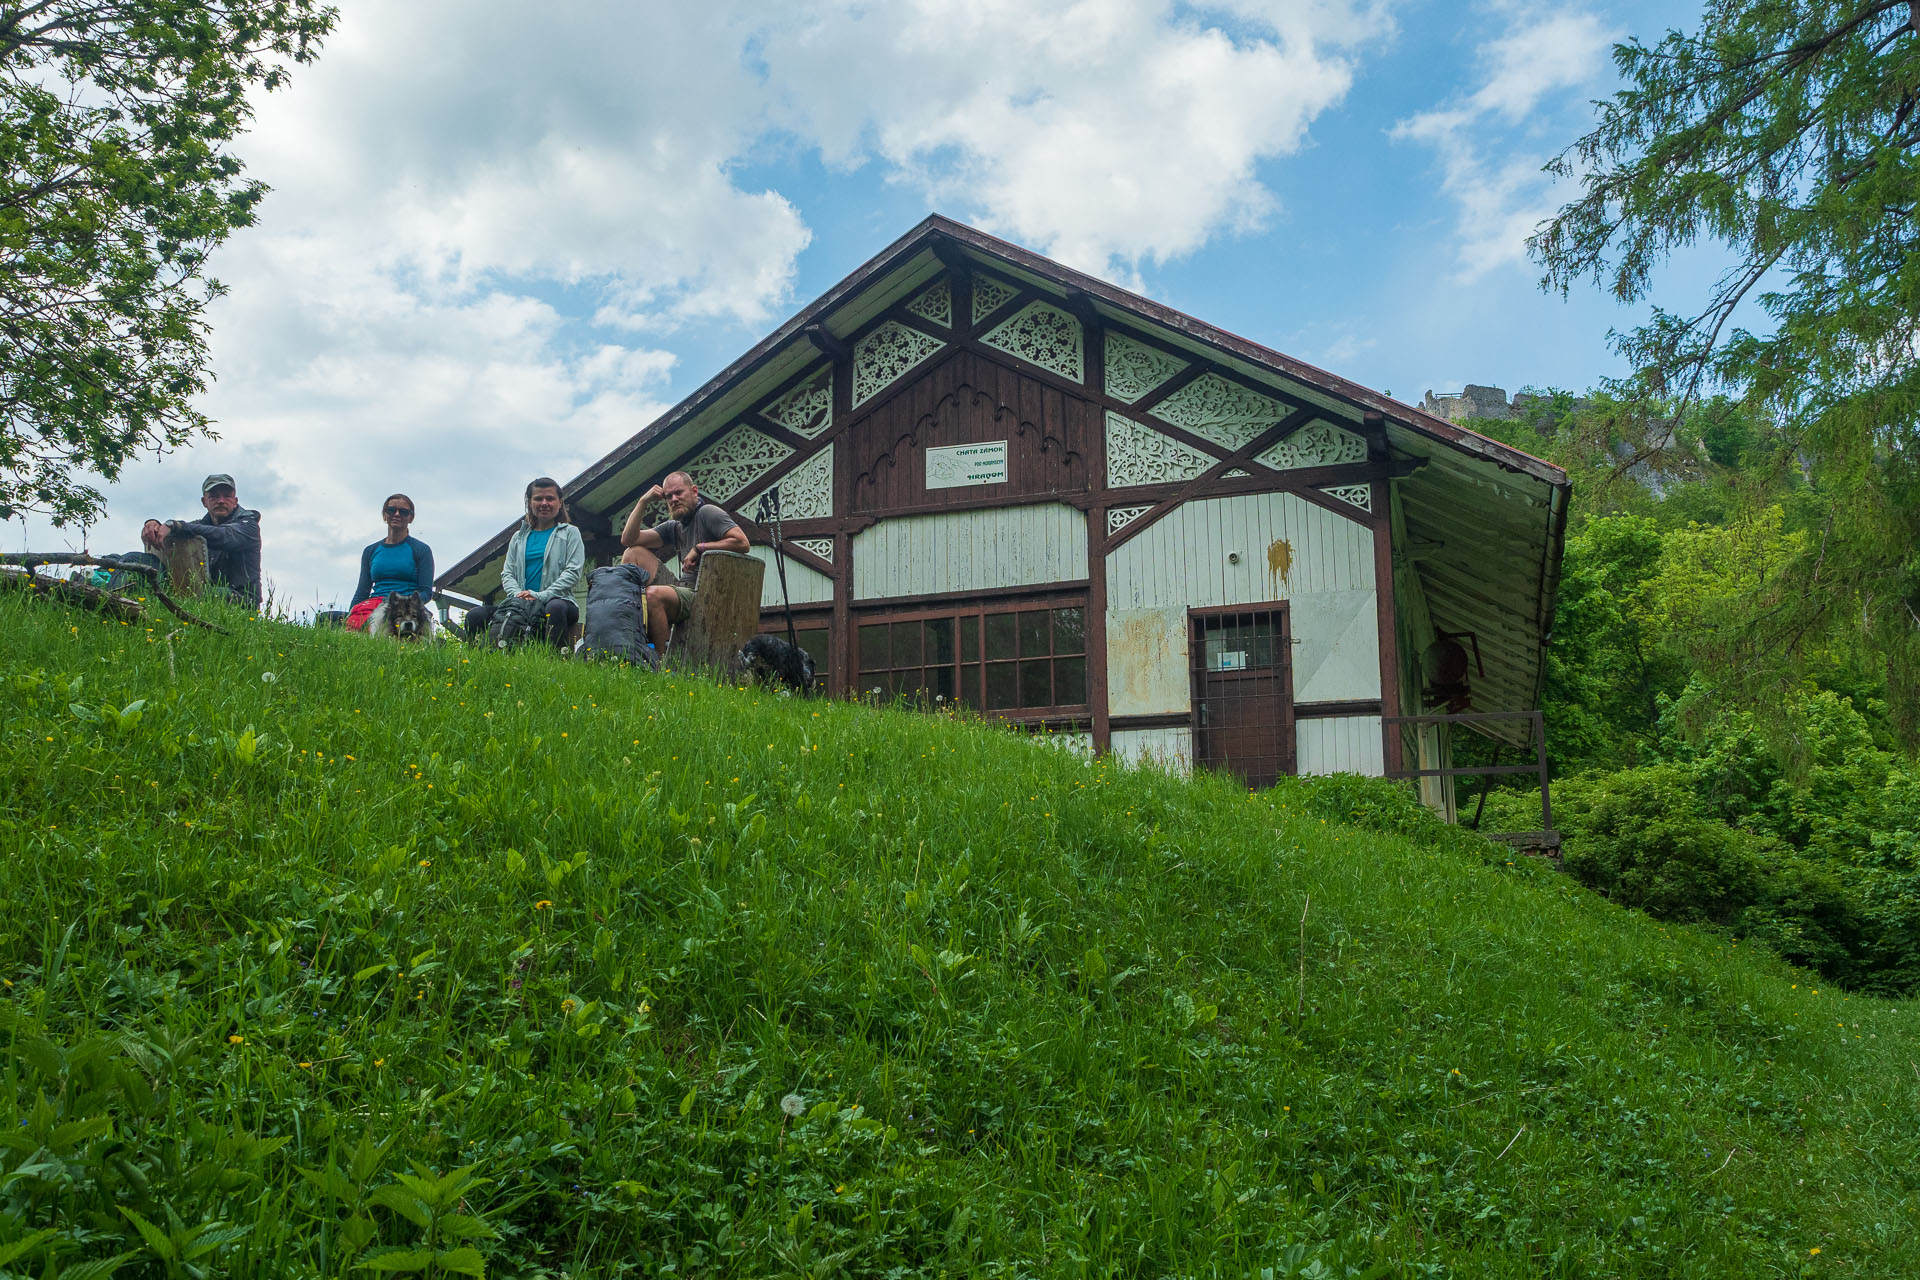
[523,527,554,593]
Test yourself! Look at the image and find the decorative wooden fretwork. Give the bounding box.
[1321,484,1373,512]
[971,276,1018,325]
[852,321,945,407]
[741,447,833,522]
[791,537,833,562]
[685,425,794,504]
[1104,332,1187,403]
[1105,411,1214,487]
[1256,420,1368,471]
[981,301,1083,382]
[1106,504,1152,535]
[762,372,832,438]
[1151,372,1287,451]
[906,280,951,328]
[1224,467,1251,478]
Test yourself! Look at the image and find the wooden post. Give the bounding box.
[669,550,765,671]
[161,535,209,595]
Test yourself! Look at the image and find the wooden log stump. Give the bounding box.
[668,550,763,671]
[161,535,209,595]
[0,567,144,621]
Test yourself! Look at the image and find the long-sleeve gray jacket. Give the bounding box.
[500,519,584,604]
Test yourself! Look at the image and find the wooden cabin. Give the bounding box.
[439,216,1570,810]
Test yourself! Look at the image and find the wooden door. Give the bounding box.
[1190,607,1294,788]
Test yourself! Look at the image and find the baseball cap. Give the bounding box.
[201,473,237,495]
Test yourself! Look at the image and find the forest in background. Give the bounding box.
[1467,393,1920,993]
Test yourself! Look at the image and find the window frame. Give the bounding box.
[852,592,1091,719]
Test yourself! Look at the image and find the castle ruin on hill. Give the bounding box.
[1420,384,1585,425]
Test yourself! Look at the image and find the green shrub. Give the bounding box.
[1554,765,1773,924]
[1270,772,1517,864]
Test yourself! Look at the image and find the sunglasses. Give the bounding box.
[384,505,414,517]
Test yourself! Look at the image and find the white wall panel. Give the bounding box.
[851,503,1087,599]
[1106,605,1190,714]
[1111,726,1192,773]
[747,546,834,607]
[1106,492,1379,715]
[1296,716,1385,776]
[1292,590,1381,703]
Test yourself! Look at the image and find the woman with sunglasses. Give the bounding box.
[344,493,435,630]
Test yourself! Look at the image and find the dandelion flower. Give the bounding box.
[535,899,553,910]
[781,1093,806,1117]
[562,999,576,1013]
[418,859,431,868]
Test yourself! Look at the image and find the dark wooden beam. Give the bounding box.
[570,506,613,537]
[1082,301,1111,755]
[740,410,824,456]
[931,237,973,275]
[1102,405,1319,554]
[1126,361,1205,417]
[734,515,839,580]
[1374,475,1404,774]
[805,323,850,363]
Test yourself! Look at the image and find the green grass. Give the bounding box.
[2,590,1916,1278]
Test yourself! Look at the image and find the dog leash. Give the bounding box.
[753,487,800,653]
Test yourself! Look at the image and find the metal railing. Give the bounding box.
[1382,710,1555,847]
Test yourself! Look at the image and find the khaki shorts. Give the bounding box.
[669,585,696,618]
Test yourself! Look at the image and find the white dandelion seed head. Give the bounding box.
[780,1093,805,1117]
[260,671,277,683]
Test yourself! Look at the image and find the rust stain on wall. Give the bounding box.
[1267,538,1293,587]
[1107,609,1188,714]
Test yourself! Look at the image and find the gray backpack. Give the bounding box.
[581,565,658,668]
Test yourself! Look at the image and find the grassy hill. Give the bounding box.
[2,590,1916,1278]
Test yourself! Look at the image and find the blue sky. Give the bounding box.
[13,0,1693,609]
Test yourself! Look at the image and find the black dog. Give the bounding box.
[737,633,815,695]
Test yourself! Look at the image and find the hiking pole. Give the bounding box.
[754,487,799,651]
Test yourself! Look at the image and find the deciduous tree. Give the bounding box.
[0,1,335,524]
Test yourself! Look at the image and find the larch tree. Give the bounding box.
[0,1,335,525]
[1531,0,1920,742]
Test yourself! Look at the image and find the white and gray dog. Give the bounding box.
[737,633,815,694]
[366,591,437,641]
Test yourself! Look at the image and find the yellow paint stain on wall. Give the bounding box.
[1267,538,1293,587]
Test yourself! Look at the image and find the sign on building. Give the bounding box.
[925,441,1008,488]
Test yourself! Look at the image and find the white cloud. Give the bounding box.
[758,0,1393,278]
[1391,8,1617,279]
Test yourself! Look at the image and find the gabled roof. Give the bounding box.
[441,215,1568,732]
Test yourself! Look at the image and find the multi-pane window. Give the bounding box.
[857,603,1087,713]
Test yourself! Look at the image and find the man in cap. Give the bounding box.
[141,473,263,605]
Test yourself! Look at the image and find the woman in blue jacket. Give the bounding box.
[345,493,434,629]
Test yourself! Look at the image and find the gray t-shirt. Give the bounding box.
[650,501,740,589]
